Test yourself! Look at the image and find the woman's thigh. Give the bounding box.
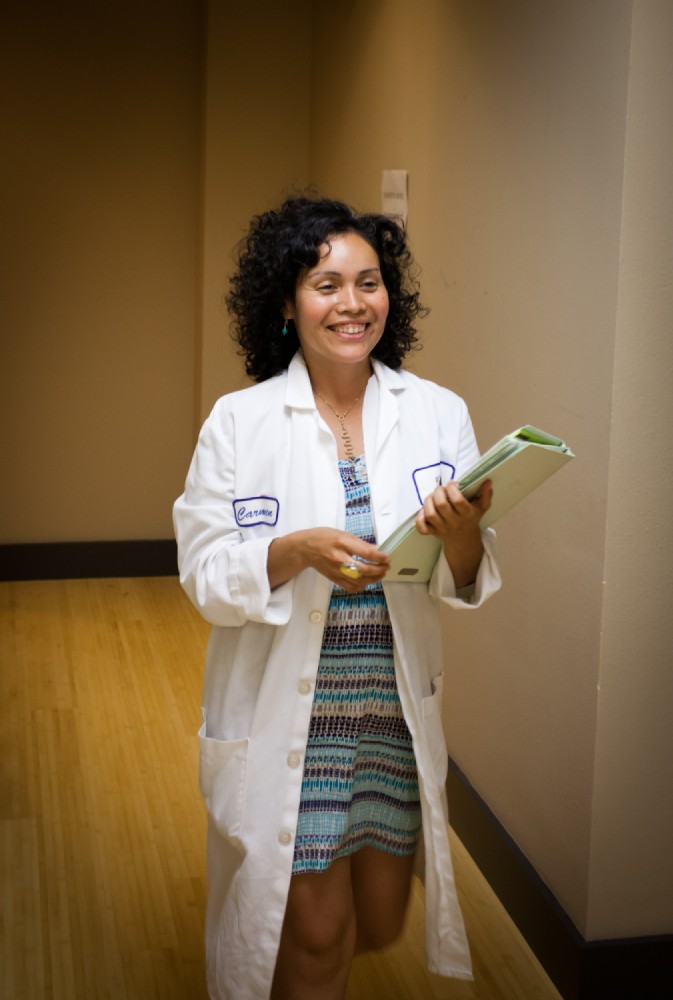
[351,846,417,952]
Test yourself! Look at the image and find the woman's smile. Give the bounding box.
[328,322,369,336]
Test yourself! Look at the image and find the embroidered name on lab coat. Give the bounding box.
[412,462,456,504]
[233,496,279,527]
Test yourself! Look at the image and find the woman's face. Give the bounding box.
[285,232,389,376]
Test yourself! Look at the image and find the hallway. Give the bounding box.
[1,576,561,999]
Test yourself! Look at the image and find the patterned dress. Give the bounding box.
[292,456,422,874]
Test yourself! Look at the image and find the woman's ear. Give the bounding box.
[283,301,296,322]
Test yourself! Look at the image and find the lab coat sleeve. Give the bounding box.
[429,527,500,607]
[173,402,293,627]
[428,394,502,608]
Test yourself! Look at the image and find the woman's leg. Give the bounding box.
[271,856,356,1000]
[351,847,416,954]
[271,847,416,998]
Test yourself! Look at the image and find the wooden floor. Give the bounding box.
[1,578,562,1000]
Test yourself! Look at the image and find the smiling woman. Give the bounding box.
[284,233,390,462]
[173,194,501,1000]
[226,196,424,383]
[284,233,390,381]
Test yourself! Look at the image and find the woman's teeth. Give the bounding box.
[331,324,366,334]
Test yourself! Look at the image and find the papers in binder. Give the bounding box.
[380,425,574,582]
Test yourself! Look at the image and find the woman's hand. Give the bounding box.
[268,528,391,592]
[415,480,493,589]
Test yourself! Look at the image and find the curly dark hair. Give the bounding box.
[226,195,426,382]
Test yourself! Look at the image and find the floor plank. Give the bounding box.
[1,578,561,999]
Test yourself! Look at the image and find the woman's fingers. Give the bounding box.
[416,479,493,537]
[304,529,390,588]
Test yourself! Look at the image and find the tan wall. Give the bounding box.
[198,2,312,422]
[310,0,671,940]
[1,0,313,543]
[1,2,204,542]
[586,0,673,939]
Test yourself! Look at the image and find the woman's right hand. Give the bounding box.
[267,528,391,592]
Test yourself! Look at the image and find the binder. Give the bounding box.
[380,426,575,582]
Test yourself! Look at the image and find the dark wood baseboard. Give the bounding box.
[0,539,178,581]
[447,758,673,1000]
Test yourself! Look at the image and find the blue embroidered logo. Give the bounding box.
[233,496,279,528]
[412,462,456,504]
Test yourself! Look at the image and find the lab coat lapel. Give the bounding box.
[285,353,343,531]
[367,361,411,541]
[371,359,404,458]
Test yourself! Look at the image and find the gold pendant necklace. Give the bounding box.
[314,388,363,463]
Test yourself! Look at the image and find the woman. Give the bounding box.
[173,196,501,1000]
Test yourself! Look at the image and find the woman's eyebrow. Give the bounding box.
[308,266,382,278]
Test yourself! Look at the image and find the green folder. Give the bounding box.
[380,426,575,582]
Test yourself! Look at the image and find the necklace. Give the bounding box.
[314,386,365,463]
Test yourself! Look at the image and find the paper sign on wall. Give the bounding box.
[381,170,408,226]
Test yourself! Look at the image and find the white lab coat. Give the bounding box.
[173,353,501,1000]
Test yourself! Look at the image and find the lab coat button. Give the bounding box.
[278,830,292,846]
[287,752,301,769]
[309,610,322,624]
[298,680,311,695]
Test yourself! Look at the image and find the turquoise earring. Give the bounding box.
[281,320,288,336]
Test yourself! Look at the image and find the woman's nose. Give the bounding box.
[337,284,365,312]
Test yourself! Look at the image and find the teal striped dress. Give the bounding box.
[292,457,422,874]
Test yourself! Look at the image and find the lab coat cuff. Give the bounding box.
[429,528,500,608]
[231,537,293,625]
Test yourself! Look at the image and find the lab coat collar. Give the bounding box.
[285,352,316,409]
[370,357,407,395]
[284,351,408,410]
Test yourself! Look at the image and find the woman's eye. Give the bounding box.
[317,283,337,293]
[361,280,379,290]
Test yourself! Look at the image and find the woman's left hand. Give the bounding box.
[415,479,493,589]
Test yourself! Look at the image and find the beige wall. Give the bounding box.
[309,0,671,940]
[4,0,671,946]
[198,2,312,421]
[586,0,673,939]
[1,2,203,542]
[1,0,313,543]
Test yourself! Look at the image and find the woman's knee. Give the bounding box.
[274,889,355,996]
[291,907,354,958]
[281,863,356,959]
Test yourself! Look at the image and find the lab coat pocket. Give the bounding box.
[198,718,249,853]
[421,673,449,788]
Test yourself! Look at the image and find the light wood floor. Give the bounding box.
[1,577,562,1000]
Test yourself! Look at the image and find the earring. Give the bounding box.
[281,320,288,336]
